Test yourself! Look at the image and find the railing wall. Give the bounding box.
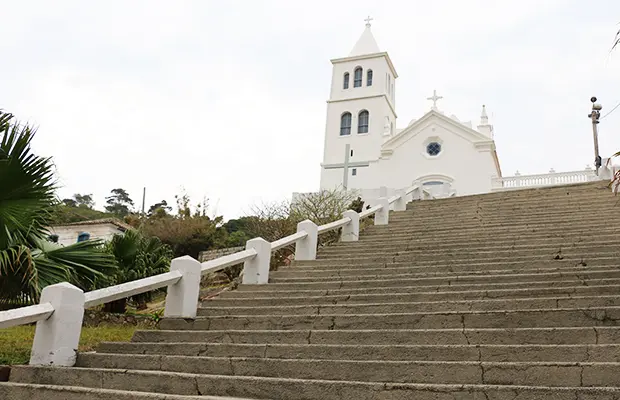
[0,184,431,368]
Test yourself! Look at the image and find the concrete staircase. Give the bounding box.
[4,181,620,399]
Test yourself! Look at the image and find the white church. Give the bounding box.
[299,20,599,202]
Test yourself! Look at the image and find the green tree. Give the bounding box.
[105,229,173,313]
[73,193,95,209]
[105,188,134,216]
[244,189,357,270]
[142,192,227,258]
[147,200,171,217]
[62,198,77,207]
[0,110,117,306]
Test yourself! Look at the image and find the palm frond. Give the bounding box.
[34,239,117,292]
[0,110,118,305]
[0,111,56,249]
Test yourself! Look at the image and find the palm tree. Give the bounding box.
[105,229,172,313]
[0,110,117,307]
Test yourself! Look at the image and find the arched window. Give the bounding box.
[343,72,349,89]
[367,69,373,86]
[354,67,363,87]
[340,112,352,136]
[358,110,369,134]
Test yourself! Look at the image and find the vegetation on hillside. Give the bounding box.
[104,229,173,313]
[0,108,364,312]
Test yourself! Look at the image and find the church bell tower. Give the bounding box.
[319,18,399,191]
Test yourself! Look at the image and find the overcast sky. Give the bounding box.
[2,0,620,219]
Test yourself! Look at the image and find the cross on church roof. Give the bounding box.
[364,15,373,27]
[427,89,443,110]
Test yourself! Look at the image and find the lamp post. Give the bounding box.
[588,96,603,175]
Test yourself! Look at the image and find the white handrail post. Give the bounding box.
[414,186,422,200]
[393,189,407,211]
[374,197,390,225]
[242,237,271,284]
[30,282,85,366]
[405,188,414,203]
[379,186,388,198]
[341,210,359,242]
[164,256,202,319]
[295,220,318,260]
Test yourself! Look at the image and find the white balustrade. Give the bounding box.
[0,182,432,368]
[295,220,319,261]
[493,168,599,191]
[340,211,359,242]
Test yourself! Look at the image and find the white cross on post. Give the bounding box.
[322,144,370,190]
[427,89,443,110]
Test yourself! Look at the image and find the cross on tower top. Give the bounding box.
[364,15,373,27]
[427,89,443,110]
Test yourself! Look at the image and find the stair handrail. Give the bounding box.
[0,182,429,367]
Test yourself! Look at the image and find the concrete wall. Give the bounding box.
[198,246,245,263]
[48,223,123,246]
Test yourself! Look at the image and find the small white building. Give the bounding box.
[319,20,501,197]
[48,218,131,246]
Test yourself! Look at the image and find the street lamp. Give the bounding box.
[588,96,602,174]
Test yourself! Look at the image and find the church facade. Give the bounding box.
[319,21,502,198]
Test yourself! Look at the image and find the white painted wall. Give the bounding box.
[376,118,498,195]
[317,23,499,198]
[320,52,397,191]
[49,223,124,246]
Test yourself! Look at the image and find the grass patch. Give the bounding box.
[0,323,151,365]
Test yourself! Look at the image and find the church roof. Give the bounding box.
[383,109,494,150]
[349,24,380,57]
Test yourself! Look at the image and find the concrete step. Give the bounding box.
[95,342,620,362]
[10,365,620,400]
[0,382,247,400]
[403,204,613,215]
[405,183,610,204]
[405,199,616,212]
[405,192,614,208]
[281,257,619,274]
[313,244,619,262]
[198,295,620,316]
[226,277,620,296]
[357,228,620,243]
[317,233,620,253]
[131,326,620,345]
[317,238,620,256]
[75,353,620,387]
[388,217,614,228]
[285,259,620,277]
[269,265,620,283]
[402,195,614,208]
[349,229,620,245]
[267,267,620,289]
[158,306,620,331]
[359,221,619,237]
[387,209,615,224]
[217,282,620,308]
